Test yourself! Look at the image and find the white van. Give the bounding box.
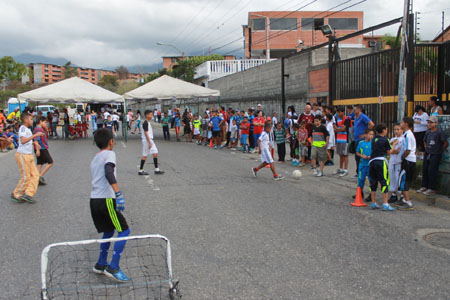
[36,105,55,117]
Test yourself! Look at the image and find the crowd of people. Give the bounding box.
[127,96,448,210]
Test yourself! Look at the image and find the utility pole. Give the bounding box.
[397,0,410,122]
[266,17,270,61]
[443,11,445,42]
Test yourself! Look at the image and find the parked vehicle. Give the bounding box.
[36,105,55,117]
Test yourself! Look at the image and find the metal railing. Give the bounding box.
[194,59,276,81]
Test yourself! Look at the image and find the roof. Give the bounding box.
[433,25,450,42]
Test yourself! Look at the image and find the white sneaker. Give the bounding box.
[333,169,342,175]
[416,187,427,193]
[339,170,349,177]
[423,189,436,196]
[313,168,318,176]
[315,171,323,177]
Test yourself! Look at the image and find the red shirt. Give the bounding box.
[240,122,250,135]
[298,113,314,136]
[253,117,265,134]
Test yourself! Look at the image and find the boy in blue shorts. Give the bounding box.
[90,128,130,282]
[355,128,374,201]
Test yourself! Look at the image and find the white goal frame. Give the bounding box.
[41,234,173,300]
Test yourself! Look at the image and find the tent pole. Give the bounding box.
[123,99,128,142]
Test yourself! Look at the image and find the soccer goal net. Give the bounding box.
[41,234,180,300]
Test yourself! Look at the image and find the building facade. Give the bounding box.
[28,63,147,85]
[162,55,236,71]
[244,11,365,59]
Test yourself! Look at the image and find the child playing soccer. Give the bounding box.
[33,117,54,186]
[356,128,374,201]
[240,116,250,152]
[311,115,330,177]
[388,124,405,204]
[90,128,130,282]
[252,121,284,181]
[369,123,397,211]
[139,110,164,175]
[11,112,44,203]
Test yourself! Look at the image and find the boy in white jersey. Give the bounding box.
[90,128,130,282]
[11,112,44,203]
[252,121,284,180]
[139,110,164,175]
[388,124,405,204]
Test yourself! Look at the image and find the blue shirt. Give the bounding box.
[175,117,181,127]
[356,140,372,167]
[283,118,290,130]
[210,116,221,131]
[248,115,255,130]
[353,113,371,142]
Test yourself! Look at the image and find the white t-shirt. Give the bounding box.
[272,116,278,126]
[90,150,116,199]
[17,125,33,154]
[103,112,110,119]
[413,112,429,133]
[141,120,153,141]
[403,130,416,163]
[389,136,405,165]
[112,114,120,122]
[259,131,270,150]
[326,121,335,148]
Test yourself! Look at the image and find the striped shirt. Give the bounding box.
[274,128,285,144]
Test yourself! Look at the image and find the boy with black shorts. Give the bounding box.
[33,117,54,185]
[139,110,164,175]
[90,128,130,282]
[210,111,223,149]
[369,123,397,211]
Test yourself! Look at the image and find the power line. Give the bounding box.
[222,0,368,55]
[209,0,319,52]
[420,7,450,15]
[184,0,253,53]
[177,0,226,48]
[169,0,214,45]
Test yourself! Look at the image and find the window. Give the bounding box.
[253,18,266,31]
[269,18,297,30]
[328,18,358,30]
[301,18,324,30]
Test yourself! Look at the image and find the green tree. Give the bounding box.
[0,56,28,82]
[100,75,118,87]
[63,61,77,78]
[115,65,129,80]
[171,54,225,82]
[380,34,399,49]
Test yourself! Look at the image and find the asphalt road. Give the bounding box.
[1,125,450,299]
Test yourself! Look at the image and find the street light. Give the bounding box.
[156,42,185,57]
[250,13,270,61]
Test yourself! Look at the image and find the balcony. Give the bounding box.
[194,59,276,83]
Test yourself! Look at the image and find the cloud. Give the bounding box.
[0,0,448,67]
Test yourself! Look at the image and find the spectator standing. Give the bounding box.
[274,122,286,162]
[311,115,329,177]
[252,111,265,153]
[298,104,314,161]
[325,114,335,166]
[353,105,374,177]
[417,116,449,196]
[333,107,351,177]
[429,96,443,116]
[413,105,428,159]
[63,108,74,140]
[52,109,60,139]
[161,112,170,140]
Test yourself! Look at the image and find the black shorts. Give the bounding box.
[212,131,220,138]
[36,149,53,165]
[399,160,416,191]
[184,126,191,134]
[414,131,426,152]
[369,160,389,193]
[90,198,129,233]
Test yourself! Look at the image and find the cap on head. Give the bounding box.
[428,116,438,123]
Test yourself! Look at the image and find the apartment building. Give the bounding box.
[244,11,365,59]
[28,63,147,85]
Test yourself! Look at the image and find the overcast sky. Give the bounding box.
[0,0,448,68]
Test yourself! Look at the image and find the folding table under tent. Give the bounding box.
[17,77,126,138]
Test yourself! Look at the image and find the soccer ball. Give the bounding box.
[292,170,302,179]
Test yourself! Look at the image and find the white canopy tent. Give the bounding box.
[18,77,123,103]
[123,75,220,101]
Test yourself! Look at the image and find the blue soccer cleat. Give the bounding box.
[382,204,395,211]
[370,203,380,210]
[104,266,130,282]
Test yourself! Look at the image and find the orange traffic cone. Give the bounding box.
[350,187,367,207]
[209,139,214,148]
